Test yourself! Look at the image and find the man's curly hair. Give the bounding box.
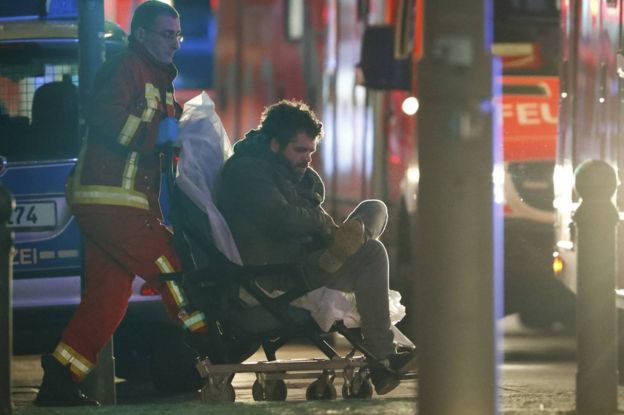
[258,100,323,148]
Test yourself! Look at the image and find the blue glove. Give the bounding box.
[157,117,179,146]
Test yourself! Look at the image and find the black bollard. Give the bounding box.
[0,186,15,415]
[574,160,619,414]
[77,0,115,405]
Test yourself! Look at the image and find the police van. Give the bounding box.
[0,2,199,392]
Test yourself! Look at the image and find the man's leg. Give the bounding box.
[34,237,130,407]
[74,208,208,332]
[54,238,133,380]
[36,209,206,406]
[326,201,418,393]
[327,239,396,358]
[344,199,388,240]
[325,239,418,395]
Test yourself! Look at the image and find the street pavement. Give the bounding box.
[9,315,624,414]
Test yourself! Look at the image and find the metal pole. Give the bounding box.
[416,0,500,413]
[0,186,14,415]
[78,0,106,110]
[573,160,618,414]
[233,0,243,141]
[78,0,116,405]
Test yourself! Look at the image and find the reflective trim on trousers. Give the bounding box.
[156,255,188,308]
[181,310,208,332]
[53,342,94,381]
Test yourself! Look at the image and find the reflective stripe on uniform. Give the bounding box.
[66,136,150,210]
[118,83,162,144]
[181,311,208,332]
[68,184,150,210]
[156,255,188,307]
[117,114,142,146]
[166,280,188,307]
[122,151,140,190]
[53,342,94,380]
[143,83,161,122]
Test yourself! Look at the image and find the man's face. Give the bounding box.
[272,132,317,177]
[136,15,181,65]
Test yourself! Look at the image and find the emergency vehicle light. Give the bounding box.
[0,0,77,20]
[46,0,78,19]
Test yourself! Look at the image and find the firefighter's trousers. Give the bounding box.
[51,206,194,381]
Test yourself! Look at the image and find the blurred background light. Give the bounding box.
[401,96,419,115]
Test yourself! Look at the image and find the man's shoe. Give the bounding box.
[387,348,418,374]
[369,366,400,395]
[34,354,100,407]
[318,219,365,272]
[368,348,417,395]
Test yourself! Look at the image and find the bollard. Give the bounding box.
[77,0,115,405]
[574,160,619,414]
[0,186,15,415]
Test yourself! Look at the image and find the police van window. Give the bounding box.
[0,42,79,161]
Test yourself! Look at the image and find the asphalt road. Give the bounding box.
[9,314,622,415]
[10,335,417,414]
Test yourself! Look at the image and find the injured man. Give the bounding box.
[175,94,416,395]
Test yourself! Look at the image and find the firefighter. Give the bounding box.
[35,1,207,406]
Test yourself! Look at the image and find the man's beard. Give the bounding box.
[276,152,307,179]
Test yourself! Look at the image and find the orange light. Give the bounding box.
[552,253,564,275]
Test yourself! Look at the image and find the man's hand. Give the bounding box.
[157,117,179,146]
[318,219,365,273]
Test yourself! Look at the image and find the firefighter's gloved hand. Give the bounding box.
[157,117,179,146]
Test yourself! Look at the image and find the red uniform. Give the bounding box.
[57,39,205,381]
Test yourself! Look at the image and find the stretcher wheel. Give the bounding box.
[342,373,373,399]
[252,379,287,401]
[305,379,337,400]
[199,379,235,403]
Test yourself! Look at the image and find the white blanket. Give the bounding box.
[176,92,408,334]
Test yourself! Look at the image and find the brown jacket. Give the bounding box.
[67,40,180,213]
[216,129,337,267]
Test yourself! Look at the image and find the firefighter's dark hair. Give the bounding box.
[130,1,179,36]
[259,100,323,148]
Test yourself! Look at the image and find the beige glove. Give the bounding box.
[318,219,365,273]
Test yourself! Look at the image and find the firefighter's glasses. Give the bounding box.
[146,29,184,43]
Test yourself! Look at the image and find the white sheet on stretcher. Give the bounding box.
[175,92,409,337]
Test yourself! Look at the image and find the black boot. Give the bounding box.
[368,348,418,395]
[34,354,100,407]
